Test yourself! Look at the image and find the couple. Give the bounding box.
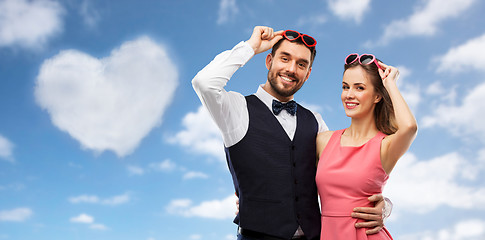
[192,26,417,240]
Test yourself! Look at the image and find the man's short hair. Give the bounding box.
[271,38,317,67]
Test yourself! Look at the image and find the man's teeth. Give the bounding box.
[281,76,293,82]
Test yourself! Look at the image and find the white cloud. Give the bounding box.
[479,149,485,164]
[189,234,202,240]
[299,101,323,115]
[69,195,99,204]
[398,219,485,240]
[384,152,485,215]
[101,193,130,205]
[70,213,108,230]
[327,0,371,24]
[425,81,445,95]
[149,159,177,172]
[79,0,100,28]
[69,192,131,206]
[217,0,238,25]
[35,36,178,157]
[0,183,24,191]
[68,162,83,169]
[129,161,208,180]
[89,223,108,230]
[0,0,64,49]
[183,171,209,180]
[425,81,458,105]
[421,81,485,143]
[70,213,94,224]
[0,208,32,222]
[396,65,411,84]
[296,14,327,28]
[167,194,237,220]
[395,66,421,112]
[371,0,476,46]
[435,33,485,73]
[126,165,145,176]
[168,106,225,162]
[0,134,14,162]
[225,234,237,240]
[167,199,191,209]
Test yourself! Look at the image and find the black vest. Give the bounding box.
[225,95,321,240]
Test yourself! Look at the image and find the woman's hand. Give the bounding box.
[378,61,400,87]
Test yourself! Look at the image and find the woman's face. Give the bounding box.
[341,66,381,118]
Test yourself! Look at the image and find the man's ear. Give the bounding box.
[305,66,312,82]
[265,53,273,70]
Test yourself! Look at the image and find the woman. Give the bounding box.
[315,54,417,239]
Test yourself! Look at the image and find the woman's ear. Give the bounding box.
[374,94,382,103]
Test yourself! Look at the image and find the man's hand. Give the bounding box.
[351,194,385,234]
[246,26,283,55]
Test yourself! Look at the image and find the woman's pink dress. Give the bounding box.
[316,129,393,240]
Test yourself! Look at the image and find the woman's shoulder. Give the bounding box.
[317,130,336,151]
[317,130,335,141]
[317,130,344,159]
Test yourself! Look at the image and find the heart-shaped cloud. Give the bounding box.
[35,36,178,157]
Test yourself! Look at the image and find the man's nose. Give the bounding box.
[285,61,297,73]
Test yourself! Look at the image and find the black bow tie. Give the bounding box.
[272,99,297,116]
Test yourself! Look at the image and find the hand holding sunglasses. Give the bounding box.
[378,62,400,85]
[247,26,284,54]
[345,53,400,84]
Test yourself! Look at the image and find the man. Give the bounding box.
[192,26,388,240]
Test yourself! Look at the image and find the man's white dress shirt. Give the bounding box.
[192,41,328,148]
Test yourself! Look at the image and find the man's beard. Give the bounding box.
[267,70,303,98]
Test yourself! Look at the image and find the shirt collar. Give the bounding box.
[255,84,295,111]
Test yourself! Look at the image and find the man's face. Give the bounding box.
[264,40,312,102]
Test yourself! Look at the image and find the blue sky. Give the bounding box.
[1,0,485,239]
